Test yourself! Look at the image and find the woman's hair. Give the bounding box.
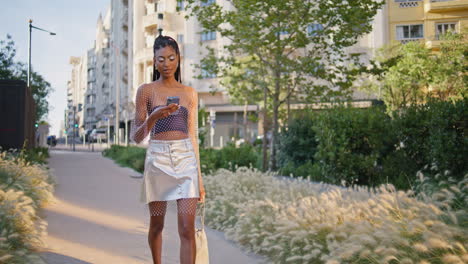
[152,33,181,82]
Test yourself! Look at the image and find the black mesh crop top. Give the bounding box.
[149,105,188,134]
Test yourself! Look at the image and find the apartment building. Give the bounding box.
[67,12,110,135]
[67,2,132,142]
[66,56,87,136]
[108,0,132,144]
[389,0,468,49]
[78,10,113,137]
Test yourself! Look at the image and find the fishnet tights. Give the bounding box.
[148,198,198,216]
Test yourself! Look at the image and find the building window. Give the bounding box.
[436,22,457,39]
[177,0,185,11]
[201,0,215,6]
[307,23,323,36]
[396,24,423,41]
[201,31,216,41]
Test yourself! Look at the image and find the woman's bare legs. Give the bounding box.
[148,201,167,264]
[177,198,198,264]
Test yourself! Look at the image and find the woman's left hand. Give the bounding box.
[198,187,206,203]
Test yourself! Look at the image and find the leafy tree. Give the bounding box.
[0,35,52,122]
[0,35,20,79]
[221,56,263,141]
[356,30,468,113]
[183,0,384,170]
[430,31,468,100]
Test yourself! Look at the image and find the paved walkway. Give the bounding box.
[40,150,265,264]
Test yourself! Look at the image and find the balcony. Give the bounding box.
[122,69,128,84]
[122,12,128,31]
[85,105,96,111]
[399,38,424,44]
[135,47,153,63]
[142,13,159,29]
[121,40,128,56]
[426,0,468,12]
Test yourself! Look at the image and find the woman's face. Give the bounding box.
[154,46,178,80]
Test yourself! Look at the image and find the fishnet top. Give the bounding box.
[131,83,202,183]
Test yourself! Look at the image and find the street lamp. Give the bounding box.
[28,19,56,87]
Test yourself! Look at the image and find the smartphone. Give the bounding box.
[166,96,180,115]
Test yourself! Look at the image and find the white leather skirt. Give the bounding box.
[140,138,199,203]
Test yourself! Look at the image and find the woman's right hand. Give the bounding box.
[149,103,179,121]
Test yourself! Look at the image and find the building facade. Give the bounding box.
[109,0,132,144]
[66,55,87,136]
[388,0,468,49]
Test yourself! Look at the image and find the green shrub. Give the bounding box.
[277,98,467,190]
[104,143,260,175]
[22,147,49,165]
[2,147,49,165]
[200,142,260,174]
[199,148,218,174]
[103,145,146,173]
[218,142,259,171]
[279,161,323,181]
[386,98,468,186]
[278,111,318,171]
[311,105,394,186]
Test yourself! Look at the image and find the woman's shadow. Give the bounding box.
[41,252,92,264]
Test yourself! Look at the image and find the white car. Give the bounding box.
[90,129,107,143]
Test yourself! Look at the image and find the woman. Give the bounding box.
[131,33,206,264]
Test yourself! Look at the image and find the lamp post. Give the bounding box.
[28,19,56,87]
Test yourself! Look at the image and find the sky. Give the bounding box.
[0,0,110,136]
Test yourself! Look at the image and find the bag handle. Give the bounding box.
[198,202,206,230]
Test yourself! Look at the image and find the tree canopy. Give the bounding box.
[356,30,468,113]
[183,0,385,170]
[0,35,53,122]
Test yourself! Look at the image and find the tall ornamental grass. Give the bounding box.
[0,152,54,264]
[204,167,467,264]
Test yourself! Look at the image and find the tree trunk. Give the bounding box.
[262,85,268,172]
[287,84,291,128]
[270,69,280,171]
[233,111,238,141]
[243,100,248,143]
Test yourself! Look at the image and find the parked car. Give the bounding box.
[90,128,107,143]
[47,135,57,147]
